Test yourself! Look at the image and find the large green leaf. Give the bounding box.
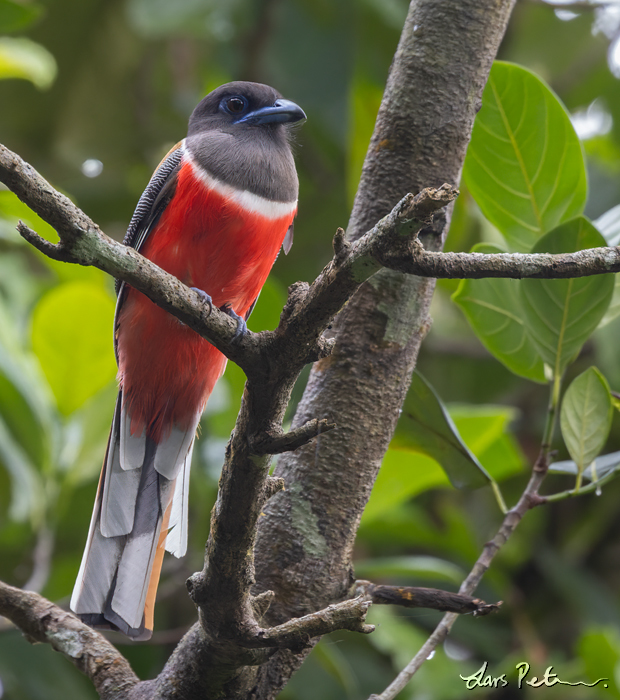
[362,389,524,524]
[31,282,116,415]
[449,404,525,482]
[463,61,586,251]
[391,372,492,489]
[520,218,614,377]
[361,450,449,524]
[0,36,56,88]
[0,0,43,33]
[452,243,546,382]
[560,367,613,473]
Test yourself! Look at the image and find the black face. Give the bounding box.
[188,82,306,135]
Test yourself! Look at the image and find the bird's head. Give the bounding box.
[188,82,306,136]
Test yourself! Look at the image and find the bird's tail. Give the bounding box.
[70,394,195,640]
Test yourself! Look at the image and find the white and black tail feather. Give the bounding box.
[70,393,197,640]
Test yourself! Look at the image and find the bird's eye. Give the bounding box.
[224,96,247,114]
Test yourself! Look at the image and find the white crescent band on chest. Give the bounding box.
[185,151,297,221]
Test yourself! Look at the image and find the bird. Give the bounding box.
[70,82,306,640]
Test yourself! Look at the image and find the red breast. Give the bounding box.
[116,151,296,441]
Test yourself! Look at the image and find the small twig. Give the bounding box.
[368,612,459,700]
[369,464,548,700]
[251,418,336,455]
[333,227,351,263]
[545,469,617,501]
[237,596,374,650]
[355,581,501,616]
[0,580,138,700]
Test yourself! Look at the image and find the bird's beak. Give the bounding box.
[237,99,306,125]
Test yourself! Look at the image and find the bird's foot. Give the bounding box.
[190,287,213,315]
[220,303,248,344]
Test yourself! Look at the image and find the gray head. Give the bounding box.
[186,82,306,202]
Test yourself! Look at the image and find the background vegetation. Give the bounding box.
[1,0,620,698]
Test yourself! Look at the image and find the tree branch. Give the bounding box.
[0,581,138,700]
[236,597,374,650]
[389,245,620,279]
[355,581,501,616]
[250,418,337,456]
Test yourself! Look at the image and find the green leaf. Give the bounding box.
[311,642,359,700]
[0,295,56,470]
[594,202,620,247]
[0,416,45,523]
[450,404,525,482]
[363,400,523,524]
[577,627,620,699]
[560,367,613,472]
[392,372,491,489]
[520,218,614,376]
[355,555,464,584]
[594,206,620,327]
[31,282,117,415]
[0,0,42,33]
[550,450,620,481]
[62,382,117,485]
[598,275,620,328]
[463,61,586,251]
[0,191,109,286]
[0,345,51,469]
[0,36,56,89]
[452,243,546,382]
[361,450,450,524]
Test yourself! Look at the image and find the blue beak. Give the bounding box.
[237,99,306,125]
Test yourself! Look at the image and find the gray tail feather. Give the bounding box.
[71,436,174,640]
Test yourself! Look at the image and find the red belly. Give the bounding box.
[116,160,295,441]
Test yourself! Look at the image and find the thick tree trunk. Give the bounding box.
[250,0,517,696]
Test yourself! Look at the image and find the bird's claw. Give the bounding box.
[220,304,248,344]
[190,287,213,316]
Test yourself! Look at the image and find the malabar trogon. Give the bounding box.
[70,82,306,640]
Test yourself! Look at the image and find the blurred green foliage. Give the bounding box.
[1,1,620,699]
